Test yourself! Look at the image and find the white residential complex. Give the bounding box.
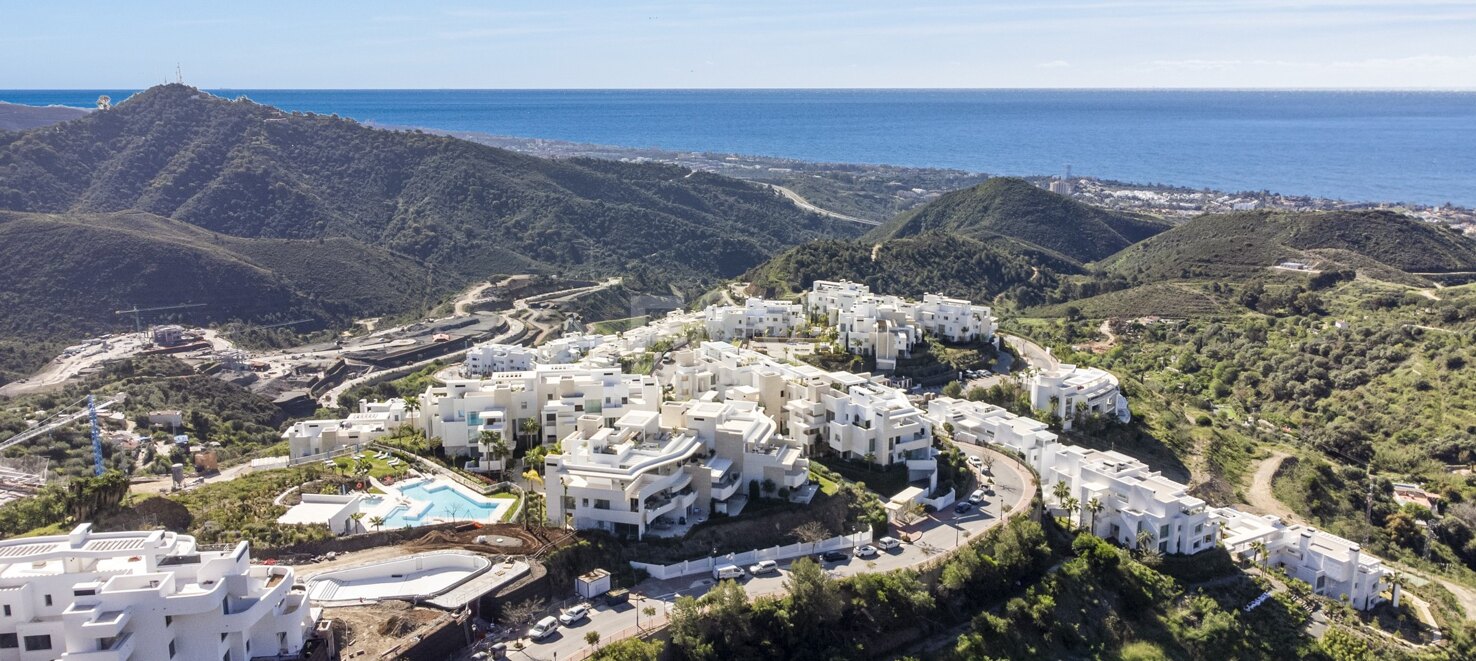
[804,281,995,370]
[463,333,610,376]
[0,524,321,661]
[1023,363,1123,429]
[544,399,812,539]
[419,364,661,470]
[282,398,411,461]
[1214,508,1390,610]
[703,298,803,340]
[927,396,1390,609]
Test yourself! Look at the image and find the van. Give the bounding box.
[528,616,558,640]
[713,564,745,581]
[876,536,901,550]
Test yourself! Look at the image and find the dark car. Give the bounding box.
[954,501,973,514]
[818,550,848,563]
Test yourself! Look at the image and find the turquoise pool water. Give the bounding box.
[383,481,509,528]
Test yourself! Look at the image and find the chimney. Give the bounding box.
[1298,530,1312,557]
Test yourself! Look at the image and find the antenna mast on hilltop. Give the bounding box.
[176,64,183,84]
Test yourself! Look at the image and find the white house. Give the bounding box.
[543,400,811,539]
[276,493,366,536]
[1214,508,1390,610]
[835,297,920,370]
[419,364,661,470]
[804,280,874,319]
[703,298,803,340]
[1024,363,1121,429]
[0,524,321,661]
[915,293,994,344]
[282,399,411,461]
[462,343,538,376]
[1040,445,1218,556]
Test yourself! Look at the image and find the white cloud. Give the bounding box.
[1038,60,1071,69]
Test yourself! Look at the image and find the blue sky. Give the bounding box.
[2,1,1473,88]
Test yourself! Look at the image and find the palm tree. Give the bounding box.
[1062,496,1080,529]
[485,432,512,481]
[403,394,420,417]
[369,515,386,532]
[1052,480,1071,510]
[1249,540,1269,567]
[863,452,877,471]
[1136,528,1155,554]
[1074,495,1096,529]
[349,512,365,535]
[519,417,542,450]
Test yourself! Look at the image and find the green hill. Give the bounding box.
[0,84,859,291]
[1102,210,1476,283]
[867,177,1171,265]
[744,233,1061,306]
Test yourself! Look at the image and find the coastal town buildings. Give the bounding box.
[0,524,323,661]
[804,281,995,371]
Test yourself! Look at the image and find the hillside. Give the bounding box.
[1103,209,1476,283]
[0,84,859,292]
[0,210,433,339]
[744,233,1062,306]
[868,177,1171,265]
[0,101,89,132]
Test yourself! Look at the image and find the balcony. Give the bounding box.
[76,606,131,637]
[62,632,134,661]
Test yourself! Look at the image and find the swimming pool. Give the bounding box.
[381,478,510,528]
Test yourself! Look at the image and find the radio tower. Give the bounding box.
[176,64,183,84]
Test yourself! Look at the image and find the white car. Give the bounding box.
[749,559,779,575]
[854,544,879,558]
[968,489,986,504]
[528,616,558,640]
[967,456,983,468]
[876,536,901,551]
[558,604,589,625]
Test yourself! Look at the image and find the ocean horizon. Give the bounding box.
[4,88,1474,207]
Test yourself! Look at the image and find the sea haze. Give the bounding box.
[4,89,1473,207]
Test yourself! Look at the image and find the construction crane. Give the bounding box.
[88,395,104,476]
[115,303,207,334]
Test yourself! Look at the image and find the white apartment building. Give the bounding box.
[1041,445,1218,556]
[804,280,874,319]
[1214,508,1390,610]
[703,298,803,340]
[926,397,1390,611]
[544,400,811,539]
[0,524,321,661]
[915,293,995,344]
[821,381,934,466]
[282,399,411,461]
[1024,363,1122,429]
[462,343,538,376]
[419,364,661,470]
[835,298,919,370]
[537,333,607,365]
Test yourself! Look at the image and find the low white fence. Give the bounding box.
[920,487,956,511]
[631,531,871,580]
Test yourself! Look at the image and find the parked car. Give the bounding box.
[528,616,558,640]
[854,544,879,558]
[876,536,901,551]
[967,456,983,468]
[749,560,779,575]
[954,501,973,514]
[713,564,746,580]
[818,550,849,563]
[558,604,589,625]
[968,489,986,504]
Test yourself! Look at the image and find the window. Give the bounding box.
[43,595,52,607]
[165,615,173,627]
[74,588,96,596]
[169,640,176,657]
[2,604,9,616]
[23,635,51,651]
[221,633,228,642]
[0,633,15,648]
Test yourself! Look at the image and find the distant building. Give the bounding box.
[703,298,803,340]
[1215,508,1391,610]
[282,399,411,460]
[147,410,184,428]
[1023,364,1121,430]
[151,325,185,347]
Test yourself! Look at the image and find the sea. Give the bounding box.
[4,89,1474,207]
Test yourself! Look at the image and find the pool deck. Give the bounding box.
[306,550,529,610]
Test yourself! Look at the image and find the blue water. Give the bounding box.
[3,89,1474,206]
[383,481,507,528]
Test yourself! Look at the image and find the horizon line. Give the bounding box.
[4,86,1476,93]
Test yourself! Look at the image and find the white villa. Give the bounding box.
[282,398,411,461]
[462,343,538,376]
[915,293,995,343]
[0,524,321,661]
[703,298,803,340]
[927,396,1391,610]
[419,364,661,471]
[804,281,996,371]
[1024,363,1122,429]
[544,400,812,539]
[1214,508,1391,610]
[835,297,919,370]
